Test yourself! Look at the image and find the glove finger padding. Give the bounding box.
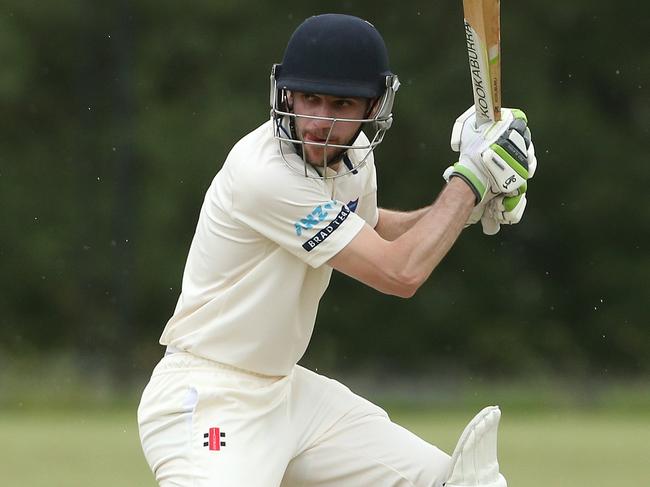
[480,183,528,234]
[480,215,501,236]
[488,192,528,226]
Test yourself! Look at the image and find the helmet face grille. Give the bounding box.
[276,14,392,98]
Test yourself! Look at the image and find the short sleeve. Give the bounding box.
[231,157,365,268]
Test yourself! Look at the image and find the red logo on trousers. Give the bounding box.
[203,427,226,451]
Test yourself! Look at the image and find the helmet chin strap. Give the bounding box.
[287,113,303,158]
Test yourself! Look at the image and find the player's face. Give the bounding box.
[291,92,370,167]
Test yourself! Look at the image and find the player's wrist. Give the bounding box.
[446,175,479,208]
[449,165,486,205]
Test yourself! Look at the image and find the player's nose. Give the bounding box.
[306,112,335,136]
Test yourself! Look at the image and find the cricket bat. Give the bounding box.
[462,0,501,126]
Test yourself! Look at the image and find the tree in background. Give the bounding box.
[1,0,648,381]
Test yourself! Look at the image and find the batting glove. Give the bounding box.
[447,105,537,204]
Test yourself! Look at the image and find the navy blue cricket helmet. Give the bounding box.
[275,14,393,98]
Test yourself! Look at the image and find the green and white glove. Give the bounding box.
[448,105,537,204]
[444,105,537,234]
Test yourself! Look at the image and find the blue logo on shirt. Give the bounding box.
[294,201,335,236]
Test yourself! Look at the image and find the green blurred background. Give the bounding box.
[1,0,648,485]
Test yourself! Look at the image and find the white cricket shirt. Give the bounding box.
[159,120,379,376]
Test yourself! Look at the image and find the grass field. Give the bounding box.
[1,406,648,486]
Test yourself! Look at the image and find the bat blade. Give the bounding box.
[462,0,501,125]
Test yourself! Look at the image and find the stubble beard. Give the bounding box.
[304,144,347,169]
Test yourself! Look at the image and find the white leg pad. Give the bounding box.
[444,406,507,487]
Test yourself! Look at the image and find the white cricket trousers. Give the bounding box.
[137,351,450,486]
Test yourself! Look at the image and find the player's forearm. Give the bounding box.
[386,179,474,295]
[329,179,475,298]
[374,207,431,241]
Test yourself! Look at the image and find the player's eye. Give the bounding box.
[334,99,353,108]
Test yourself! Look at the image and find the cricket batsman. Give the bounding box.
[138,13,537,487]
